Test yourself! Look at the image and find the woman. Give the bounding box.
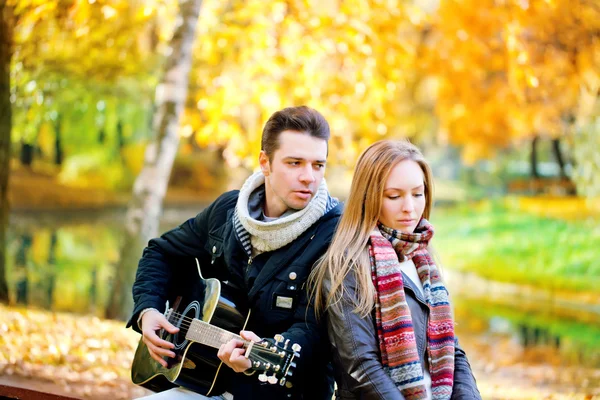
[310,140,481,399]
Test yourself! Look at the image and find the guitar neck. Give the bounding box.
[185,318,242,349]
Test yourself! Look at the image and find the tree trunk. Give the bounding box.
[47,231,58,308]
[551,138,566,179]
[89,267,97,314]
[19,142,34,167]
[15,233,32,305]
[117,120,125,150]
[54,114,63,165]
[98,128,106,144]
[530,135,540,179]
[116,119,125,163]
[105,0,204,320]
[0,1,14,304]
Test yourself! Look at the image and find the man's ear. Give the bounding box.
[259,150,270,176]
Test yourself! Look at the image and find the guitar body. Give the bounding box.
[131,264,250,395]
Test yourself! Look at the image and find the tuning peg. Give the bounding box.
[274,334,284,343]
[273,365,281,372]
[258,374,268,383]
[253,361,261,368]
[279,351,286,358]
[264,363,271,370]
[279,377,286,386]
[283,339,290,349]
[267,375,278,384]
[291,343,301,353]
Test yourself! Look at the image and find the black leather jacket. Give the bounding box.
[127,190,343,399]
[326,272,482,399]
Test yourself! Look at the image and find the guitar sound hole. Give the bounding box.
[171,301,201,351]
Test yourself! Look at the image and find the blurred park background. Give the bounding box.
[0,0,599,399]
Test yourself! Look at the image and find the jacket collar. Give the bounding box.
[401,270,428,306]
[247,203,342,302]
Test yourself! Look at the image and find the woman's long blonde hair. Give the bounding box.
[309,140,434,317]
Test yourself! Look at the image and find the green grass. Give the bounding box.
[456,297,600,367]
[431,201,600,293]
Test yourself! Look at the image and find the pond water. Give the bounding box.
[6,207,600,396]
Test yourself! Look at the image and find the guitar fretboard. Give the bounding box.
[185,318,242,349]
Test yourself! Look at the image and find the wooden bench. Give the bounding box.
[0,384,80,400]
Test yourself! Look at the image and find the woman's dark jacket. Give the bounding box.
[127,190,343,400]
[327,272,482,399]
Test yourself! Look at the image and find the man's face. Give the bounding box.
[260,130,328,218]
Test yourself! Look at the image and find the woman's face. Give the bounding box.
[379,159,426,234]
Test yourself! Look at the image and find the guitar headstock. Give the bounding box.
[245,334,300,388]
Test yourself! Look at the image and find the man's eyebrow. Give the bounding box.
[283,157,327,163]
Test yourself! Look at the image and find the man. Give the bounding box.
[127,106,342,400]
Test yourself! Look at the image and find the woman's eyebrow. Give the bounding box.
[384,184,424,191]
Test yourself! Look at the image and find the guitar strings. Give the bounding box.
[164,311,205,331]
[160,310,240,340]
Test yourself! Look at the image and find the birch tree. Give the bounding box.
[105,0,204,320]
[0,0,13,303]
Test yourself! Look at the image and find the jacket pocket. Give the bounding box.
[262,267,306,322]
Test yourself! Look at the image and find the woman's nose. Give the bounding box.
[401,196,414,212]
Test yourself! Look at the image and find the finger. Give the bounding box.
[145,339,176,359]
[230,348,251,372]
[144,342,170,368]
[143,330,176,350]
[218,342,235,366]
[218,339,244,367]
[220,340,238,356]
[143,312,180,335]
[149,349,168,368]
[222,339,244,352]
[230,347,247,361]
[151,336,177,350]
[161,319,180,334]
[240,330,262,342]
[217,343,226,359]
[152,313,179,334]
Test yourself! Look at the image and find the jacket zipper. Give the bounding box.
[245,256,253,278]
[424,313,430,365]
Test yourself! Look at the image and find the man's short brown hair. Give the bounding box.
[261,106,330,159]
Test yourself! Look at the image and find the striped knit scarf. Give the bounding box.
[233,171,338,255]
[369,219,455,400]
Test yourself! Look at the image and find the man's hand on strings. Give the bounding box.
[141,309,180,368]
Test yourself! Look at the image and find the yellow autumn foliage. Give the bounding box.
[425,0,600,162]
[7,0,600,188]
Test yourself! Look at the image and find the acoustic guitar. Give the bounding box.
[131,259,299,395]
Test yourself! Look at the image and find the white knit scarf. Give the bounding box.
[235,171,329,253]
